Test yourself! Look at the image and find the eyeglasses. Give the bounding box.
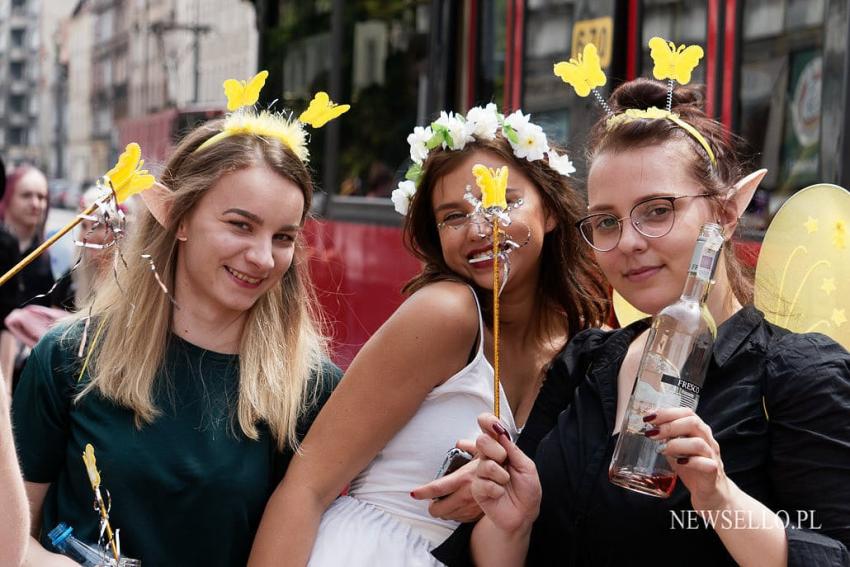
[575,194,712,252]
[436,198,525,230]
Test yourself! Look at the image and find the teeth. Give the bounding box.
[468,251,494,264]
[226,267,261,284]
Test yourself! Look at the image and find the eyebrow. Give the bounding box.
[587,192,676,213]
[223,208,301,231]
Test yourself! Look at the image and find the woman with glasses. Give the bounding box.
[434,78,850,566]
[249,109,608,566]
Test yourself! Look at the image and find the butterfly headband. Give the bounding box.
[554,37,715,167]
[391,104,576,215]
[194,70,350,161]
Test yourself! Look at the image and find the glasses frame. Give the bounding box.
[575,193,713,252]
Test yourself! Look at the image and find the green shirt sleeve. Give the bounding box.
[12,322,81,483]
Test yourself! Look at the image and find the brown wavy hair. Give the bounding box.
[402,134,608,338]
[587,78,753,304]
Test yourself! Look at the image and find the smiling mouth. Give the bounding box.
[225,266,262,285]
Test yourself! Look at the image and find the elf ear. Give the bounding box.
[720,169,767,235]
[140,182,173,227]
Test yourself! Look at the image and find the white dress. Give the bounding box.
[307,290,518,566]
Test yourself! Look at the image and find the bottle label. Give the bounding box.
[688,231,723,282]
[660,373,700,410]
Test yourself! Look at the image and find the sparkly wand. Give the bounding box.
[0,143,155,288]
[82,444,120,563]
[471,164,510,418]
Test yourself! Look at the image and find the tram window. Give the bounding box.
[273,1,431,199]
[640,0,707,85]
[738,0,825,227]
[476,0,508,109]
[521,1,616,175]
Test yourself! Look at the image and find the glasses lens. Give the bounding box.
[632,198,675,237]
[580,215,620,251]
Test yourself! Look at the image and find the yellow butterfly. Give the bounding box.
[299,92,351,128]
[648,37,704,85]
[105,143,155,204]
[223,70,269,112]
[472,164,509,210]
[82,443,101,489]
[553,43,607,97]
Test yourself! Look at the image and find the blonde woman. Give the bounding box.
[12,122,341,566]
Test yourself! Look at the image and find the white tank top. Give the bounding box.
[347,288,519,544]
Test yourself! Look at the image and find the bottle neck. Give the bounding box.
[681,272,712,303]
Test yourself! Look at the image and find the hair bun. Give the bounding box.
[608,77,704,113]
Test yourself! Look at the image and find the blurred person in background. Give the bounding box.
[0,164,52,392]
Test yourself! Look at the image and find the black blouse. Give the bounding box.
[434,306,850,566]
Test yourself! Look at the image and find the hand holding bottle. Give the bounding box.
[644,406,734,512]
[470,413,541,534]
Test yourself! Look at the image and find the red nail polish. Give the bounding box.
[676,457,689,465]
[409,491,416,498]
[642,413,657,423]
[644,429,660,438]
[492,422,508,437]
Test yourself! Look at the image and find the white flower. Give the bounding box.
[547,150,576,176]
[512,122,549,161]
[503,109,531,133]
[391,180,417,215]
[465,103,500,140]
[407,126,432,165]
[434,111,473,151]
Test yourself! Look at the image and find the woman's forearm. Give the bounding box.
[248,484,328,567]
[705,481,787,567]
[470,517,532,567]
[0,385,28,566]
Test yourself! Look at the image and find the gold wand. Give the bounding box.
[82,444,120,562]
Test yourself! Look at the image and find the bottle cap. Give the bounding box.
[48,522,74,549]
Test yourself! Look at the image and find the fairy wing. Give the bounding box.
[754,183,850,349]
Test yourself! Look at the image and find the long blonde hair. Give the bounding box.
[70,125,329,451]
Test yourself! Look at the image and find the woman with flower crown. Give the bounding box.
[432,68,850,566]
[247,104,608,566]
[12,74,343,566]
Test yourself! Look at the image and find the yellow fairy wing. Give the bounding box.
[299,92,351,128]
[754,183,850,349]
[613,289,649,327]
[223,70,269,112]
[554,43,606,97]
[82,443,101,489]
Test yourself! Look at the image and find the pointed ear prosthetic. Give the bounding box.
[140,182,173,228]
[720,169,767,236]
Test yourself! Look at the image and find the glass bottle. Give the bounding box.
[608,223,724,498]
[48,522,141,566]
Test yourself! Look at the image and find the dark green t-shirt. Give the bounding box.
[12,322,341,567]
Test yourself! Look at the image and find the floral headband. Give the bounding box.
[195,70,349,161]
[391,103,576,215]
[554,37,715,167]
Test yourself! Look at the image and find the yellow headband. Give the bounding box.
[194,71,349,161]
[605,107,716,166]
[554,37,715,167]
